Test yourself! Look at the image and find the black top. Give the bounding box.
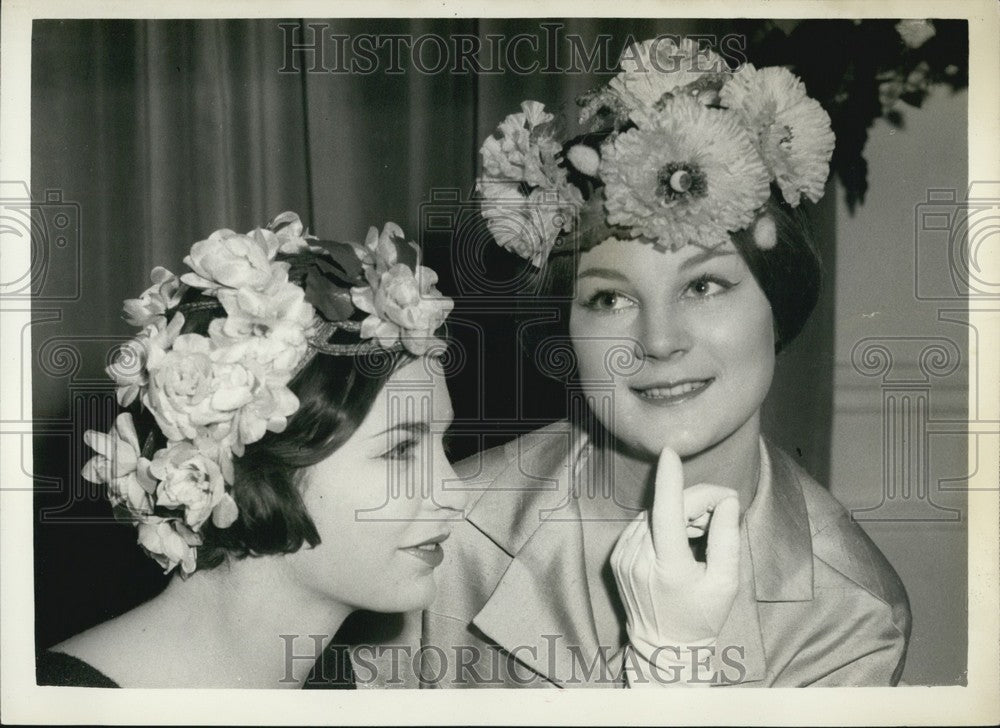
[36,650,120,688]
[36,646,356,689]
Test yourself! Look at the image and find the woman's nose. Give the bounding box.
[636,304,691,362]
[427,450,468,516]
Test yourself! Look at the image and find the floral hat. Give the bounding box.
[477,37,836,265]
[82,213,453,574]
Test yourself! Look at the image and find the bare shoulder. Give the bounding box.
[50,610,142,686]
[50,595,185,688]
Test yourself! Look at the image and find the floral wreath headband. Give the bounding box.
[82,213,453,574]
[477,36,836,267]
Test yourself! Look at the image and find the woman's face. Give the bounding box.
[569,237,775,460]
[285,357,466,613]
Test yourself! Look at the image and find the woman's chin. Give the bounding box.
[610,413,719,460]
[360,582,438,614]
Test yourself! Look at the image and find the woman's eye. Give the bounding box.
[383,439,418,461]
[683,274,734,299]
[582,290,637,313]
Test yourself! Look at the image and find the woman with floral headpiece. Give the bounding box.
[36,214,466,688]
[417,37,910,688]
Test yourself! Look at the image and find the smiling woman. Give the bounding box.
[35,214,466,689]
[417,36,910,688]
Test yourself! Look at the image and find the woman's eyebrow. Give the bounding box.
[369,421,430,440]
[679,247,737,271]
[576,267,630,281]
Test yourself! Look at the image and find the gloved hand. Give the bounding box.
[611,447,741,687]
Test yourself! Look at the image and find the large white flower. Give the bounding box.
[136,517,202,575]
[122,267,185,328]
[720,64,835,206]
[143,334,226,441]
[150,441,235,532]
[207,353,299,452]
[599,95,771,249]
[610,37,729,116]
[81,412,157,516]
[181,227,281,294]
[145,329,300,455]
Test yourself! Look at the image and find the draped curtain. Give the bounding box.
[31,17,834,646]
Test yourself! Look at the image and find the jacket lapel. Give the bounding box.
[714,439,816,685]
[464,423,614,687]
[746,440,814,602]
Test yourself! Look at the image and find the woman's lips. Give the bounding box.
[630,378,714,406]
[400,534,449,568]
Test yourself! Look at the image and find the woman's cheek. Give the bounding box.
[572,317,628,383]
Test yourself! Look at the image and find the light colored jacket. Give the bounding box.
[354,420,911,688]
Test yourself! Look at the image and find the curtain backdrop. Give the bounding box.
[30,18,836,652]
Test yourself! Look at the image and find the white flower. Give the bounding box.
[81,413,157,516]
[895,19,936,49]
[144,328,301,455]
[191,431,236,485]
[181,228,281,294]
[136,517,202,575]
[122,267,185,328]
[610,37,728,116]
[478,181,575,267]
[479,100,563,188]
[143,333,224,441]
[267,211,321,254]
[150,441,234,531]
[211,264,314,372]
[106,313,185,407]
[350,224,454,355]
[599,95,771,249]
[206,350,299,452]
[355,222,405,273]
[720,64,835,205]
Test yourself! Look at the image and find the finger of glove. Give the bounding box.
[650,446,692,566]
[705,495,741,588]
[683,483,739,523]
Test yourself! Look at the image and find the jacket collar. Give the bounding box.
[466,422,615,686]
[463,424,815,686]
[746,439,815,602]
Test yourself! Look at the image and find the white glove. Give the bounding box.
[611,447,741,688]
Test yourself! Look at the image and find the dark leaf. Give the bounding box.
[309,240,365,281]
[304,269,355,321]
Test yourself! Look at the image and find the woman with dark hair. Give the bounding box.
[420,37,910,687]
[37,214,466,688]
